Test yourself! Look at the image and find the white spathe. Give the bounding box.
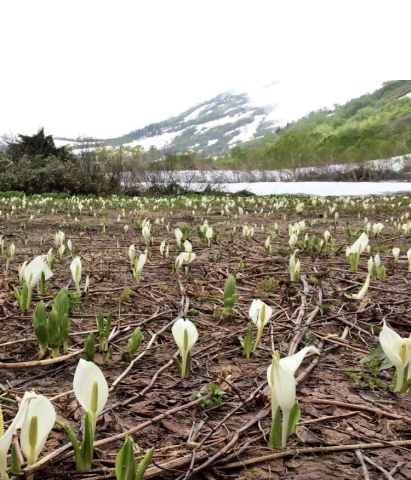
[0,392,36,480]
[249,299,272,328]
[73,359,109,417]
[347,232,369,256]
[20,395,56,466]
[70,257,82,295]
[379,320,411,392]
[172,318,198,353]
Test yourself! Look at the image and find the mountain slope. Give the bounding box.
[56,93,277,156]
[223,80,411,168]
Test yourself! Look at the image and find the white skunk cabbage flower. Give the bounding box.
[407,248,411,272]
[7,243,15,260]
[373,223,384,236]
[160,241,166,257]
[18,261,28,282]
[392,247,400,263]
[55,230,65,247]
[206,227,213,246]
[374,253,381,270]
[84,275,90,295]
[289,233,298,248]
[128,245,135,264]
[0,392,36,480]
[265,236,271,253]
[183,240,195,262]
[249,299,272,353]
[347,233,369,270]
[175,228,183,248]
[367,257,374,274]
[347,233,369,257]
[324,230,331,242]
[46,248,53,268]
[57,244,65,259]
[20,395,56,468]
[132,253,146,284]
[73,359,109,433]
[289,250,300,281]
[352,274,371,300]
[172,318,198,378]
[267,346,320,447]
[70,257,82,295]
[67,239,73,252]
[379,320,411,392]
[142,225,151,244]
[24,256,53,308]
[175,251,196,270]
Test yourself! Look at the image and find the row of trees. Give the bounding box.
[0,129,216,195]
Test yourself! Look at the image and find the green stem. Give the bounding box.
[26,287,33,310]
[281,409,290,448]
[51,347,60,358]
[56,420,84,470]
[252,322,263,353]
[395,365,404,392]
[181,350,187,379]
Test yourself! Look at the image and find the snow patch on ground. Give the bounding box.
[184,104,211,122]
[399,92,411,100]
[123,129,186,150]
[228,115,265,145]
[215,182,411,196]
[208,139,219,146]
[54,139,81,147]
[195,112,253,133]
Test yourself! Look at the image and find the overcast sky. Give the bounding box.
[0,0,409,139]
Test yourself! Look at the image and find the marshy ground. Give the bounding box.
[1,192,411,479]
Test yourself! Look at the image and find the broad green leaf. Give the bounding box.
[287,401,301,438]
[268,406,282,448]
[135,446,155,480]
[115,435,136,480]
[126,327,143,358]
[224,275,235,301]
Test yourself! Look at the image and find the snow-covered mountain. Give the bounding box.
[55,92,279,156]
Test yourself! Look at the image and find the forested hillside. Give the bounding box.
[220,81,411,168]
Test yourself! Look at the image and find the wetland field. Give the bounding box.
[1,192,411,480]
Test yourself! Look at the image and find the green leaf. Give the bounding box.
[53,288,69,321]
[98,308,104,334]
[21,283,28,313]
[47,308,62,357]
[84,332,96,361]
[287,401,301,438]
[268,406,282,448]
[243,322,253,358]
[173,357,182,375]
[33,300,48,354]
[224,275,235,301]
[126,327,143,358]
[81,411,94,470]
[115,435,136,480]
[360,346,393,370]
[10,443,21,473]
[59,421,84,470]
[135,446,155,480]
[106,309,113,335]
[400,376,411,393]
